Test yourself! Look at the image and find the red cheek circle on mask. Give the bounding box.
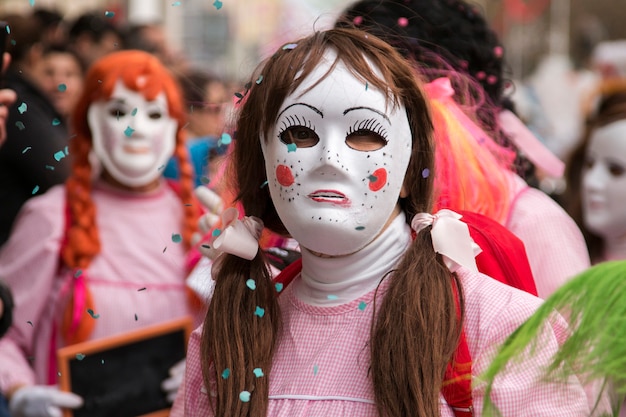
[369,168,387,192]
[276,164,295,187]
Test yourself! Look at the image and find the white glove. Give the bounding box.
[193,186,225,260]
[9,385,83,417]
[161,359,186,403]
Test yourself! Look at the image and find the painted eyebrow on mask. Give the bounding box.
[277,103,323,120]
[343,106,390,124]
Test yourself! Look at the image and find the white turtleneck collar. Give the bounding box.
[294,211,412,306]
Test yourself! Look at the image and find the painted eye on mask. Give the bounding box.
[108,107,126,118]
[608,162,625,177]
[280,126,319,148]
[346,128,387,151]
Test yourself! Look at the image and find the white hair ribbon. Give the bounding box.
[411,209,481,273]
[211,207,264,260]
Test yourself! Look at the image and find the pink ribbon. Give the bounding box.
[212,207,263,260]
[411,209,481,273]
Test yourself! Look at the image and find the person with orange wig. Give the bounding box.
[0,50,200,416]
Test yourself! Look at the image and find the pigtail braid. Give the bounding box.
[172,131,196,250]
[201,252,281,417]
[371,227,462,417]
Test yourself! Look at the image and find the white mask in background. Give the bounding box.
[88,80,177,188]
[261,49,413,256]
[582,119,626,239]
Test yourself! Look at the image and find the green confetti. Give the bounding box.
[254,306,265,317]
[313,365,319,375]
[253,368,264,377]
[15,121,25,130]
[31,185,39,195]
[286,143,297,153]
[221,368,230,379]
[368,174,378,183]
[239,391,250,402]
[131,108,138,116]
[87,309,100,319]
[104,11,115,18]
[246,279,256,290]
[54,150,66,161]
[29,0,34,7]
[45,165,55,170]
[172,1,182,5]
[74,269,83,278]
[22,146,31,153]
[275,283,283,293]
[213,0,223,10]
[172,233,182,243]
[18,102,27,114]
[124,126,135,137]
[52,118,61,126]
[282,43,298,50]
[355,226,365,231]
[76,353,85,361]
[212,229,221,237]
[255,75,263,85]
[358,301,367,311]
[327,295,338,301]
[58,84,67,92]
[365,82,368,91]
[200,176,210,185]
[260,180,268,188]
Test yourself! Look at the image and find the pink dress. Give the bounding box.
[0,180,198,392]
[506,174,590,298]
[172,267,592,417]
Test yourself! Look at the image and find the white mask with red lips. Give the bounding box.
[88,80,177,188]
[261,49,413,256]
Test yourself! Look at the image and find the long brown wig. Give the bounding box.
[61,50,196,344]
[565,78,626,263]
[202,28,463,417]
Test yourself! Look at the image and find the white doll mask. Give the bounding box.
[88,80,177,188]
[582,119,626,239]
[261,49,413,256]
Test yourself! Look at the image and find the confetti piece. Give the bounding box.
[220,132,232,145]
[27,321,33,327]
[358,301,367,311]
[138,287,147,291]
[260,180,268,188]
[246,279,256,290]
[172,1,181,5]
[31,185,39,195]
[254,306,265,317]
[213,0,223,10]
[239,391,250,402]
[365,82,368,91]
[275,283,283,293]
[15,121,25,130]
[134,314,138,321]
[76,353,85,361]
[58,84,66,92]
[22,146,31,153]
[327,295,338,301]
[158,164,166,171]
[172,233,182,243]
[286,143,297,153]
[212,229,221,237]
[29,0,35,7]
[255,75,263,85]
[104,11,115,18]
[52,118,61,126]
[200,176,210,185]
[355,226,365,231]
[18,103,27,114]
[130,108,137,116]
[74,269,82,278]
[253,368,264,377]
[313,365,319,375]
[124,126,135,137]
[102,359,105,364]
[421,168,430,179]
[282,43,297,50]
[87,309,100,319]
[221,368,230,379]
[45,165,54,170]
[54,150,66,161]
[368,174,378,183]
[163,246,167,253]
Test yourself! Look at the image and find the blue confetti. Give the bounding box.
[358,301,367,311]
[124,126,135,137]
[212,229,221,237]
[220,132,232,145]
[256,75,264,85]
[131,108,138,116]
[313,365,319,375]
[76,353,85,361]
[421,168,430,179]
[29,0,35,7]
[282,43,298,50]
[239,391,250,402]
[254,306,265,317]
[260,180,268,188]
[45,165,54,170]
[58,84,66,92]
[87,309,100,319]
[18,102,27,114]
[31,185,39,195]
[275,283,283,293]
[172,1,181,5]
[15,121,25,130]
[22,147,31,154]
[213,0,223,10]
[104,11,115,18]
[368,174,377,183]
[158,164,166,171]
[172,234,182,243]
[221,368,230,379]
[327,294,338,301]
[52,118,61,126]
[355,226,365,231]
[74,269,83,278]
[246,279,256,290]
[365,82,368,91]
[54,150,66,161]
[200,176,210,185]
[287,143,297,153]
[253,368,264,378]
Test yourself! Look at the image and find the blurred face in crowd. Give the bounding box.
[34,50,84,119]
[188,81,229,138]
[582,119,626,240]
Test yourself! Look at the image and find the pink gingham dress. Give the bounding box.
[172,266,592,417]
